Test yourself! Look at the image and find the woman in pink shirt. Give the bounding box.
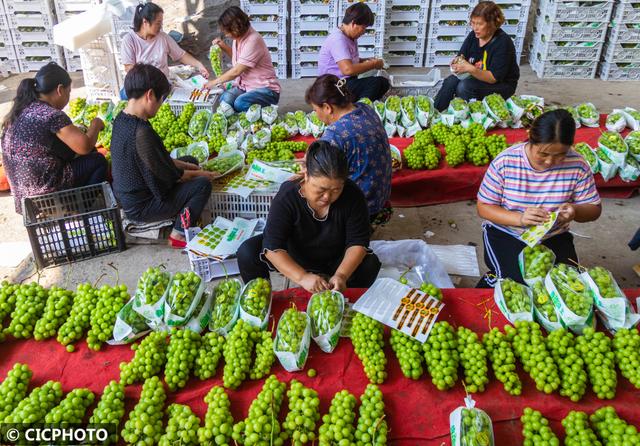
[205,7,280,112]
[120,3,208,97]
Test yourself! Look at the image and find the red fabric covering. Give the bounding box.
[291,115,640,207]
[1,288,640,445]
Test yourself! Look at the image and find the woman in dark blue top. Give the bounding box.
[434,1,520,111]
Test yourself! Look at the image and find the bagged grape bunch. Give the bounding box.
[202,150,245,177]
[596,147,618,181]
[188,109,212,139]
[598,131,628,168]
[531,279,562,332]
[109,296,151,344]
[246,104,262,123]
[518,244,556,286]
[450,396,495,446]
[448,98,469,122]
[184,287,215,333]
[576,102,599,128]
[164,271,206,328]
[307,112,325,138]
[545,264,594,334]
[384,120,397,138]
[307,290,345,353]
[416,95,433,128]
[582,266,640,332]
[507,95,544,123]
[209,278,242,335]
[483,93,511,127]
[133,266,171,329]
[217,101,235,118]
[494,278,533,324]
[261,105,278,125]
[253,127,272,149]
[282,112,298,137]
[621,106,640,131]
[625,131,640,162]
[606,110,627,133]
[294,110,310,136]
[209,44,223,77]
[468,100,488,125]
[401,96,421,137]
[274,306,311,371]
[574,142,599,174]
[385,96,402,123]
[620,155,640,183]
[374,100,386,122]
[226,128,245,148]
[239,278,272,329]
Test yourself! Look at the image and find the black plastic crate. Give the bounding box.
[22,182,126,269]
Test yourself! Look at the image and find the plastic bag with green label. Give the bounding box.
[606,110,627,133]
[596,148,619,181]
[576,102,599,128]
[201,150,245,177]
[582,266,639,332]
[282,112,298,137]
[209,278,243,336]
[246,104,262,123]
[274,307,311,372]
[621,106,640,131]
[625,131,640,162]
[133,266,171,330]
[163,271,206,328]
[188,109,212,139]
[494,278,533,324]
[261,105,278,125]
[468,99,487,124]
[385,96,402,123]
[374,101,386,121]
[531,279,563,332]
[109,296,151,345]
[598,131,628,168]
[184,289,214,334]
[307,290,345,353]
[620,155,640,182]
[448,97,469,122]
[450,396,495,446]
[307,112,325,138]
[416,95,432,128]
[545,264,594,334]
[239,278,272,329]
[518,244,556,286]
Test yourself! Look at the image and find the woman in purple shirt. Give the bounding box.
[317,3,389,101]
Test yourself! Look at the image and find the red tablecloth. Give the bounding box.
[292,116,640,207]
[2,288,640,445]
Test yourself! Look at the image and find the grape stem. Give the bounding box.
[372,414,387,444]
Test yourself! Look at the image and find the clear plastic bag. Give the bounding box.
[576,102,599,128]
[416,95,432,128]
[574,142,599,174]
[109,296,151,344]
[596,148,619,181]
[448,97,469,122]
[274,307,311,371]
[253,127,272,149]
[282,112,298,137]
[598,131,628,168]
[294,110,310,136]
[450,396,495,446]
[385,96,402,123]
[621,107,640,131]
[209,44,223,77]
[374,101,386,121]
[261,105,278,125]
[217,101,235,117]
[483,93,511,126]
[207,112,228,138]
[468,99,488,124]
[494,278,533,323]
[625,131,640,162]
[400,96,418,128]
[531,279,562,332]
[188,109,212,139]
[239,277,272,329]
[606,111,627,133]
[545,264,594,334]
[518,244,556,285]
[246,104,262,123]
[209,278,243,336]
[307,290,345,353]
[201,150,245,177]
[620,155,640,182]
[133,266,171,329]
[307,112,325,137]
[582,266,639,332]
[164,271,205,327]
[384,121,397,138]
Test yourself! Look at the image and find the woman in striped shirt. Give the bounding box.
[476,109,602,287]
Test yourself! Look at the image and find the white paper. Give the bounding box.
[186,217,258,259]
[429,244,480,277]
[0,242,32,267]
[353,278,445,343]
[245,160,297,184]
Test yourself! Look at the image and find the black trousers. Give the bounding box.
[237,234,382,287]
[346,76,390,102]
[70,152,108,187]
[433,74,517,112]
[477,224,578,288]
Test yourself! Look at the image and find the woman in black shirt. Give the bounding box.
[433,1,520,111]
[237,140,381,293]
[110,64,218,248]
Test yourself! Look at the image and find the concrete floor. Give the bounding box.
[1,65,639,290]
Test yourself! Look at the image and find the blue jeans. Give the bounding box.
[220,87,279,113]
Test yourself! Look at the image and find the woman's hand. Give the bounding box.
[89,118,105,133]
[299,273,330,294]
[520,207,551,226]
[197,63,210,79]
[454,59,475,74]
[556,203,576,229]
[205,78,220,89]
[329,273,347,293]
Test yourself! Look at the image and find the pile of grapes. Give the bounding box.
[612,328,640,389]
[575,327,617,400]
[483,328,522,396]
[549,264,592,317]
[457,326,489,393]
[390,329,424,380]
[350,312,387,384]
[546,329,588,402]
[590,406,640,444]
[423,321,459,390]
[521,408,560,446]
[562,410,601,446]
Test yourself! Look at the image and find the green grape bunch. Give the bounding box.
[121,376,167,445]
[189,110,211,138]
[506,321,560,394]
[546,329,587,402]
[271,124,289,142]
[165,328,201,391]
[588,266,621,298]
[276,307,308,353]
[318,390,358,446]
[119,331,168,385]
[350,312,387,384]
[549,264,592,317]
[574,142,597,167]
[159,403,200,446]
[613,328,640,389]
[423,321,459,390]
[575,327,617,399]
[385,96,402,120]
[450,97,468,112]
[0,281,19,323]
[486,134,508,159]
[401,96,417,122]
[232,375,288,446]
[485,93,511,121]
[308,290,343,337]
[416,95,432,115]
[597,147,613,164]
[4,380,63,423]
[355,384,388,446]
[137,266,170,306]
[562,411,602,446]
[469,100,486,115]
[457,326,489,393]
[0,363,33,421]
[210,279,242,332]
[445,139,466,167]
[483,328,522,395]
[522,244,554,281]
[390,329,424,380]
[45,388,95,423]
[520,408,560,446]
[249,329,275,380]
[194,331,225,380]
[531,280,557,323]
[459,408,494,446]
[284,380,321,445]
[240,278,271,320]
[57,283,98,346]
[87,284,128,350]
[210,44,223,77]
[68,97,86,120]
[33,286,74,341]
[466,139,490,166]
[198,386,234,446]
[6,282,48,339]
[223,319,257,389]
[627,131,640,155]
[599,131,627,153]
[89,380,126,443]
[168,272,202,318]
[577,103,597,120]
[500,278,531,313]
[431,122,450,145]
[590,406,640,445]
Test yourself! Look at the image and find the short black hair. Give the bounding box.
[342,3,375,27]
[529,109,576,146]
[306,140,348,181]
[124,64,171,101]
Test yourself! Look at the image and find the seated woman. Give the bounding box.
[433,1,520,112]
[120,2,209,98]
[110,64,218,248]
[476,109,602,287]
[318,3,389,102]
[1,62,107,214]
[237,141,381,293]
[205,6,280,112]
[306,75,392,222]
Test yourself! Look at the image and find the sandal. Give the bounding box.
[168,235,187,249]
